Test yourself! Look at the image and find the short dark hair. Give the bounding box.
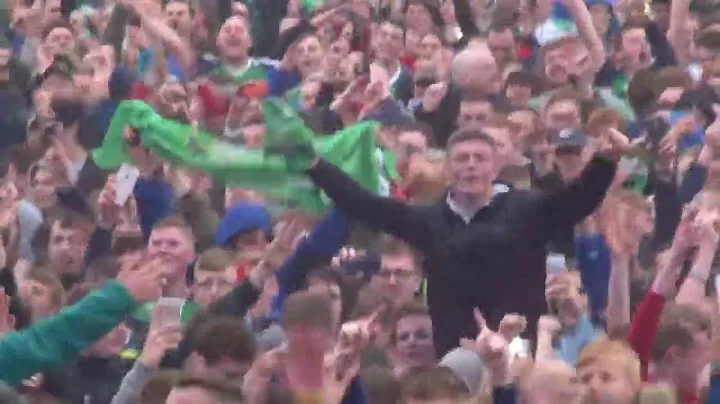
[460,93,494,103]
[111,235,145,257]
[390,301,430,345]
[163,0,194,14]
[196,247,236,273]
[151,215,195,244]
[171,374,245,403]
[379,17,406,32]
[377,235,423,268]
[446,127,497,151]
[27,161,53,185]
[305,267,355,323]
[489,19,515,34]
[192,315,257,365]
[396,121,435,148]
[66,281,104,306]
[620,20,648,35]
[84,255,121,283]
[400,366,470,401]
[26,267,66,308]
[31,209,93,261]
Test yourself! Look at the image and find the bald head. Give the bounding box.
[451,47,499,94]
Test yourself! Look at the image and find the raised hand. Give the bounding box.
[538,315,562,337]
[693,210,720,249]
[138,311,182,367]
[323,346,362,404]
[165,166,193,198]
[97,175,121,229]
[652,206,700,296]
[0,287,15,333]
[337,305,384,350]
[460,309,510,374]
[498,313,527,341]
[422,82,448,112]
[262,216,308,269]
[243,347,288,403]
[330,246,362,269]
[116,255,173,303]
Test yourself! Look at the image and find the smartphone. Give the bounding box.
[115,164,140,206]
[546,253,567,275]
[154,297,184,327]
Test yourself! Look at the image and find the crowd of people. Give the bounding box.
[2,0,720,402]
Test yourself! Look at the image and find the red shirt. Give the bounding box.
[400,53,417,73]
[236,261,252,283]
[627,291,666,381]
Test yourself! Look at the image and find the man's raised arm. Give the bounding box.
[307,158,432,252]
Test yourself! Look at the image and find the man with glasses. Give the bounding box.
[369,236,423,304]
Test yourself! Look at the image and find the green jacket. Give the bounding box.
[0,280,136,385]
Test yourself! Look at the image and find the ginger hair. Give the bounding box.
[576,337,642,391]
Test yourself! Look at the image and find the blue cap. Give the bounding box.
[214,203,272,247]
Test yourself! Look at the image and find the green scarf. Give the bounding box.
[92,99,393,215]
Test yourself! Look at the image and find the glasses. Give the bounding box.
[376,268,416,280]
[397,329,431,342]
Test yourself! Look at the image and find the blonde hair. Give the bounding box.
[576,338,642,391]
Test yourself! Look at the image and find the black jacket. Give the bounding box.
[43,356,129,404]
[307,155,616,357]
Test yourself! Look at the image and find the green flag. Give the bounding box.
[92,99,390,215]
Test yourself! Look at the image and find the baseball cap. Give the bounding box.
[549,128,588,149]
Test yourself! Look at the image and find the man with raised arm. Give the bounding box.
[299,127,619,357]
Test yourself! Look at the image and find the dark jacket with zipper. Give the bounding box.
[307,154,616,357]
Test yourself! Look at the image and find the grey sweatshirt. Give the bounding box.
[110,360,157,404]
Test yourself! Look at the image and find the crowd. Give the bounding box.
[2,0,720,402]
